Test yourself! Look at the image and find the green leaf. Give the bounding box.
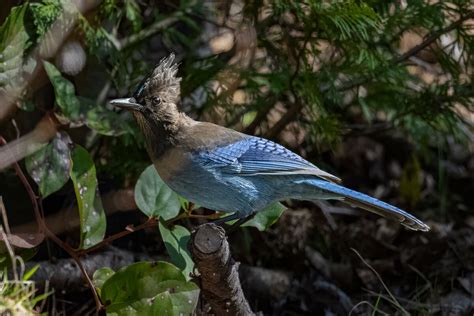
[23,264,40,281]
[0,4,28,52]
[79,96,131,136]
[30,0,64,38]
[25,132,72,198]
[44,62,129,135]
[100,261,199,316]
[243,202,287,231]
[159,220,194,280]
[0,4,31,90]
[93,267,115,293]
[124,0,142,32]
[134,165,181,219]
[70,145,106,249]
[44,61,82,121]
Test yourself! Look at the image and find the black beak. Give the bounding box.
[110,97,142,111]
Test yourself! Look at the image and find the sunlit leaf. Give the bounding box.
[0,4,32,95]
[135,165,181,219]
[159,220,194,280]
[44,62,129,135]
[70,145,106,249]
[44,61,82,121]
[26,132,72,198]
[100,261,199,315]
[0,4,29,53]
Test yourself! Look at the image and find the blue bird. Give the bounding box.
[111,54,429,232]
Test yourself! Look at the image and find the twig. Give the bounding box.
[188,223,255,315]
[394,11,474,63]
[119,15,180,50]
[258,30,310,139]
[77,218,157,255]
[77,210,220,255]
[164,1,236,31]
[264,100,303,139]
[0,114,59,171]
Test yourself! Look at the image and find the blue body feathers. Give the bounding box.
[112,54,429,232]
[163,135,429,231]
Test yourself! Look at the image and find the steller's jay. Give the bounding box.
[111,54,429,232]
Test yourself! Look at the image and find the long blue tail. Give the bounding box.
[298,179,429,231]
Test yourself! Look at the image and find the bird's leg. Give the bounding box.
[211,212,241,226]
[211,212,257,233]
[226,212,257,233]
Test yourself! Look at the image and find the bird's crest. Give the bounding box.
[133,53,181,104]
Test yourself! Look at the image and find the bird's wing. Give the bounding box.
[198,137,341,183]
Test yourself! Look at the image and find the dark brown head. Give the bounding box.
[111,54,189,157]
[110,53,182,121]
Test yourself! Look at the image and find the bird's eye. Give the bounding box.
[152,96,161,105]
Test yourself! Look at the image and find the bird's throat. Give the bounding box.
[134,109,192,160]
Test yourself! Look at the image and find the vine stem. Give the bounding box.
[1,135,225,312]
[77,218,157,255]
[79,212,222,255]
[0,136,104,311]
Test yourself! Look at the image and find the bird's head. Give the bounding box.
[111,53,181,118]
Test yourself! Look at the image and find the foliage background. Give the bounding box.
[0,0,473,314]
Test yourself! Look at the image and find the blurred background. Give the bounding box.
[0,0,473,315]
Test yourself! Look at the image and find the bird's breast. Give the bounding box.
[152,147,190,183]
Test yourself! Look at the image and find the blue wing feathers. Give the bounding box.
[190,135,428,231]
[199,137,340,181]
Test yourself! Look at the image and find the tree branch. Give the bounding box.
[188,223,255,315]
[119,15,180,50]
[394,11,474,63]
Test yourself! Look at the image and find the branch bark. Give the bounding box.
[188,223,255,316]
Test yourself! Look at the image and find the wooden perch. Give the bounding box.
[189,223,255,316]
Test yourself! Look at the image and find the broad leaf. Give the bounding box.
[135,165,181,220]
[243,202,287,231]
[70,145,106,249]
[159,220,194,280]
[0,4,29,53]
[44,61,82,121]
[0,3,36,96]
[26,132,72,198]
[100,261,199,315]
[44,62,128,135]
